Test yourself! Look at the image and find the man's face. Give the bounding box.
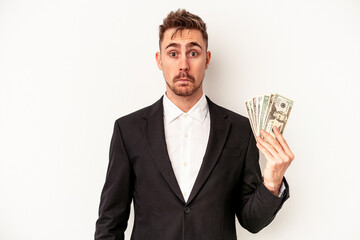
[156,28,211,98]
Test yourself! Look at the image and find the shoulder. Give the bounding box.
[206,96,250,127]
[115,97,163,127]
[206,96,254,147]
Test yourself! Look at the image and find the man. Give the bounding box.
[95,9,294,240]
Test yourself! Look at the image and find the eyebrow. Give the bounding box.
[187,42,203,50]
[165,43,180,50]
[164,42,203,50]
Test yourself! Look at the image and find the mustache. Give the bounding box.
[173,72,195,83]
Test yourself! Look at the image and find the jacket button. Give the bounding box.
[184,207,191,214]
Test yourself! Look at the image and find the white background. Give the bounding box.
[1,0,359,239]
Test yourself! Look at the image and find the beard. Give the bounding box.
[166,72,202,97]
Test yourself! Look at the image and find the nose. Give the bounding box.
[179,54,190,71]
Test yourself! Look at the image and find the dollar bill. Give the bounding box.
[245,93,293,138]
[263,94,294,138]
[252,97,258,136]
[258,95,270,134]
[245,101,256,137]
[259,97,262,127]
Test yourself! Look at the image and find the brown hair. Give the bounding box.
[159,9,208,49]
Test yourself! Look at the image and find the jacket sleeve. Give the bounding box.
[235,130,289,233]
[95,120,134,240]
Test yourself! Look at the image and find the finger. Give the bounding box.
[257,136,282,161]
[273,127,295,160]
[258,132,289,163]
[260,129,284,155]
[256,141,275,162]
[269,127,293,161]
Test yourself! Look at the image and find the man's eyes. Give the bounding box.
[168,51,199,57]
[189,51,198,57]
[169,52,177,57]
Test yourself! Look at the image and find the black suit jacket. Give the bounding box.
[95,96,289,240]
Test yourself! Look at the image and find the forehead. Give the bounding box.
[161,28,205,49]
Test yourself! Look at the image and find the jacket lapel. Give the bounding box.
[186,97,231,205]
[141,97,185,203]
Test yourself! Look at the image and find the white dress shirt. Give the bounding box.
[163,93,210,202]
[163,93,285,202]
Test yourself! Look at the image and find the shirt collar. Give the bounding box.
[163,93,209,125]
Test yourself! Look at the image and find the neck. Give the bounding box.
[165,89,203,113]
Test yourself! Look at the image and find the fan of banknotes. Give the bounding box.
[245,94,294,138]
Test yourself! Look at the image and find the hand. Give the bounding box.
[256,126,295,196]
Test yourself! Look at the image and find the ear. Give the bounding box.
[205,51,211,70]
[155,52,162,70]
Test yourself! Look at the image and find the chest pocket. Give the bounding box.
[221,148,242,158]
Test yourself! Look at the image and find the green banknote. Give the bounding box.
[245,94,294,138]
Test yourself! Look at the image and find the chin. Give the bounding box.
[167,81,202,97]
[174,87,200,97]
